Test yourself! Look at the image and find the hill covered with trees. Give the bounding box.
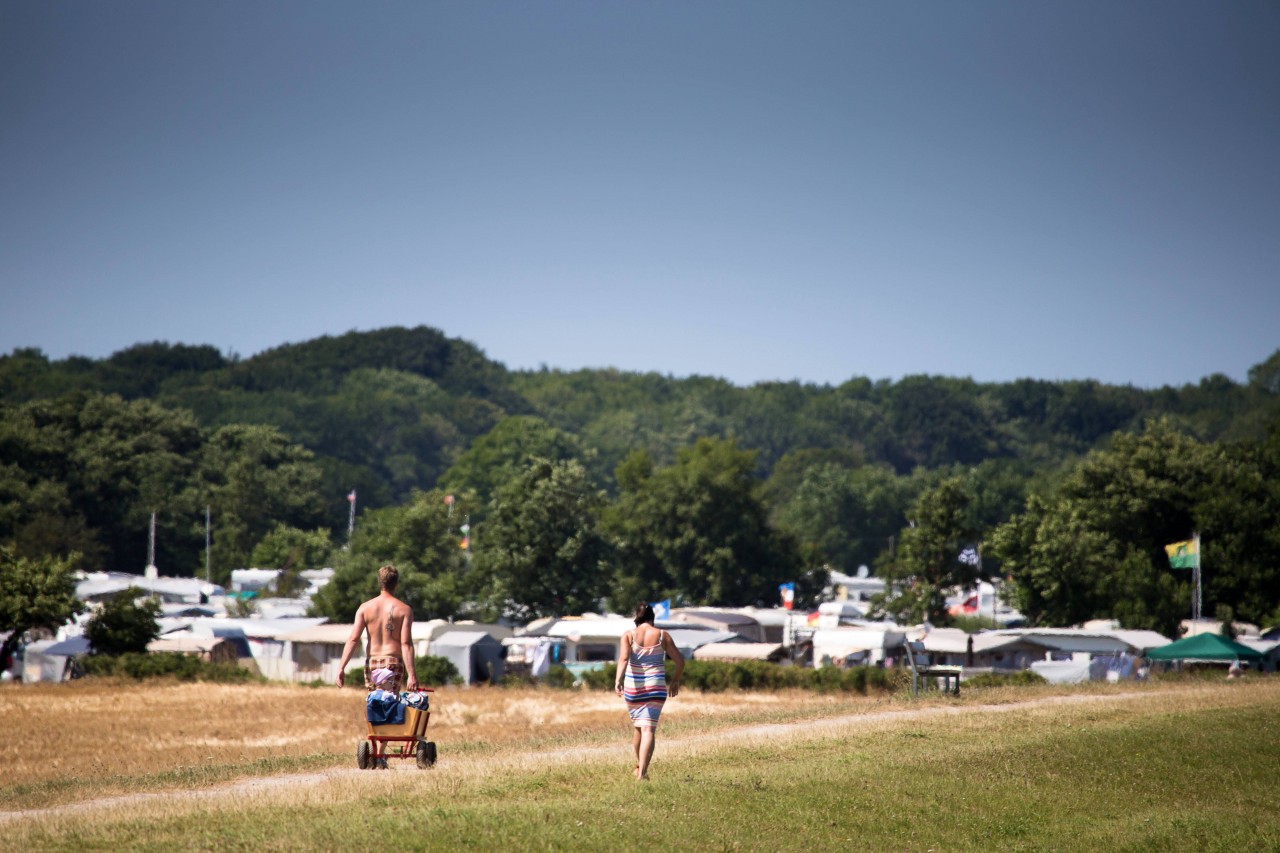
[3,326,1278,636]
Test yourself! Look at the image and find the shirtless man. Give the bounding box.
[336,564,419,693]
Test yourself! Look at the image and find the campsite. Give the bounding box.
[3,675,1279,851]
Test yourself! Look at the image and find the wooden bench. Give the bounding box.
[904,639,963,696]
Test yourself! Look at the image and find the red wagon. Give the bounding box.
[357,688,437,769]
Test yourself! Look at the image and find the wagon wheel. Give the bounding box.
[416,739,437,768]
[357,739,372,770]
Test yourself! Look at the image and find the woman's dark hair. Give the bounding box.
[633,602,655,626]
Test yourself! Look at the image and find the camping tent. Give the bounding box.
[21,639,74,682]
[1145,633,1263,663]
[43,635,92,657]
[432,630,505,685]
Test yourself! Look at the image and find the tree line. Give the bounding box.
[2,328,1279,639]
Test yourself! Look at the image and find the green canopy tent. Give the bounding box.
[1145,633,1263,663]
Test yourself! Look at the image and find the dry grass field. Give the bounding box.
[4,677,1279,851]
[0,677,878,808]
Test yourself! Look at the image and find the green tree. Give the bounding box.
[762,446,865,514]
[438,416,582,508]
[0,546,83,670]
[606,438,810,610]
[0,393,204,573]
[309,489,475,622]
[989,419,1218,635]
[1192,421,1280,625]
[778,463,911,576]
[472,457,611,621]
[875,476,978,625]
[1246,348,1280,394]
[193,424,327,584]
[249,525,335,595]
[876,376,1005,472]
[304,368,463,503]
[95,341,227,398]
[70,394,206,572]
[84,587,162,656]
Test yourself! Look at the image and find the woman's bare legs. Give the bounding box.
[632,726,642,776]
[637,727,656,780]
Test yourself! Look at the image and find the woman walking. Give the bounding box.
[615,602,685,780]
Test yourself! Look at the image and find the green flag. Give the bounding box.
[1165,538,1197,569]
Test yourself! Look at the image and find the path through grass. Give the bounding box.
[5,679,1279,851]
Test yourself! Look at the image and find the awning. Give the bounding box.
[692,642,786,662]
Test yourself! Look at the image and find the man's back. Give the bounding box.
[361,592,410,659]
[336,564,418,693]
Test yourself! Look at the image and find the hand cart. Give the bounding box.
[357,688,437,769]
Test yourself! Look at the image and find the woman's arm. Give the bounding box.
[614,631,631,695]
[662,631,685,698]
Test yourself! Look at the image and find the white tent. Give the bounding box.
[21,639,73,683]
[1029,659,1093,683]
[812,626,905,666]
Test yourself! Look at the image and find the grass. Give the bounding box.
[3,678,1279,851]
[0,677,859,808]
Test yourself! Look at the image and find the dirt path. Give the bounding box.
[0,689,1167,825]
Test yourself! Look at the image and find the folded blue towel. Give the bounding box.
[366,689,406,725]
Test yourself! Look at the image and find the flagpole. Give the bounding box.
[1193,531,1201,624]
[205,505,211,583]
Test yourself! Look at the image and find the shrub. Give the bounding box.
[499,671,537,688]
[579,665,614,691]
[525,659,908,695]
[679,660,900,695]
[963,670,1047,689]
[84,588,161,656]
[415,654,462,687]
[542,664,577,689]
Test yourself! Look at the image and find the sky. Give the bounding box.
[2,2,1278,389]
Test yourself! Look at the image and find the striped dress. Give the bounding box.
[624,632,668,729]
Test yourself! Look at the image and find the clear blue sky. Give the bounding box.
[2,2,1277,388]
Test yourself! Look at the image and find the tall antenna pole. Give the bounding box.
[205,506,211,582]
[146,511,158,580]
[1192,531,1202,623]
[347,489,357,542]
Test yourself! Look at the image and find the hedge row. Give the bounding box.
[79,652,261,683]
[679,660,907,694]
[961,670,1047,688]
[534,660,909,694]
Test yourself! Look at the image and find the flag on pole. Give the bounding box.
[778,582,796,610]
[1165,537,1198,569]
[347,490,357,503]
[651,599,671,620]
